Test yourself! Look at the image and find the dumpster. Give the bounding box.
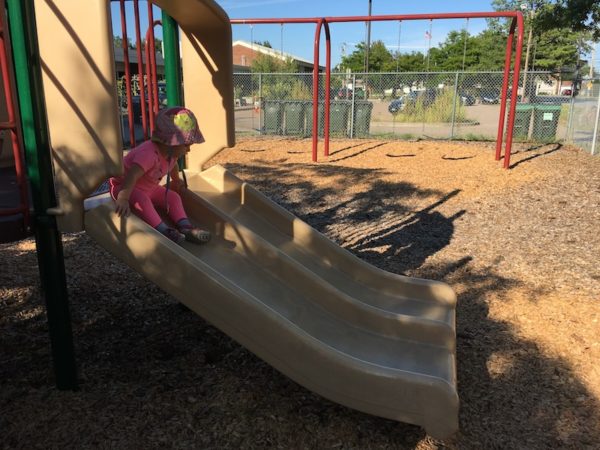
[283,101,305,136]
[329,101,351,136]
[532,104,561,141]
[304,102,324,137]
[513,103,534,140]
[263,100,283,134]
[352,101,374,137]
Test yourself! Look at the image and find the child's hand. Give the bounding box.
[115,193,131,217]
[170,178,185,193]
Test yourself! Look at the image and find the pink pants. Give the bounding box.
[111,184,187,228]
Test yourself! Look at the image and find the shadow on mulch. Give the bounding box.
[508,143,562,168]
[1,160,599,448]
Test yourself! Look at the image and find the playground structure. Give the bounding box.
[231,12,524,168]
[3,0,547,439]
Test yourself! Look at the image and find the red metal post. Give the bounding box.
[119,0,135,147]
[323,20,331,157]
[232,12,524,167]
[0,15,29,227]
[503,12,524,169]
[144,20,161,134]
[133,0,148,140]
[311,19,324,162]
[496,18,516,161]
[147,2,159,115]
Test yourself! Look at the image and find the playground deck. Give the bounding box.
[1,138,599,449]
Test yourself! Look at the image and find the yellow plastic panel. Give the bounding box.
[154,0,235,171]
[35,0,122,231]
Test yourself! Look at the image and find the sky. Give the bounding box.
[111,0,599,71]
[222,0,499,66]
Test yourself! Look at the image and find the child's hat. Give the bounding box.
[152,106,205,146]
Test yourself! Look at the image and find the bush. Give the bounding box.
[394,89,468,123]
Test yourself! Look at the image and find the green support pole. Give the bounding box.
[6,0,77,390]
[161,10,185,170]
[161,11,182,106]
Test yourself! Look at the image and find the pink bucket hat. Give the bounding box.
[152,106,205,146]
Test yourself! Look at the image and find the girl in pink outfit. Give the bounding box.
[109,106,210,245]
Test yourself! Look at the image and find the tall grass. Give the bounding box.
[394,90,468,124]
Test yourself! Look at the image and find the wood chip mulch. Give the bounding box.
[1,138,599,449]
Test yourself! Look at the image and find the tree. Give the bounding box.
[250,53,298,73]
[535,0,600,39]
[113,36,134,49]
[339,40,395,72]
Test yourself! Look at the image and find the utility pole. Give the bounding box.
[521,2,534,102]
[364,0,372,73]
[364,0,372,98]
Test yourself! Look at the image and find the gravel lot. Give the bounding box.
[1,137,599,449]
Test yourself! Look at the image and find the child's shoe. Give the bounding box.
[163,227,186,245]
[179,226,211,244]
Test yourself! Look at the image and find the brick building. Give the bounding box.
[232,40,322,73]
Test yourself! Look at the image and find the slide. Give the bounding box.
[85,165,458,439]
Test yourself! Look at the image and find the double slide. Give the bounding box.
[85,165,458,438]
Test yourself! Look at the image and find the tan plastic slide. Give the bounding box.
[85,165,459,439]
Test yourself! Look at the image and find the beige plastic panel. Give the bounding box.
[85,165,458,439]
[36,0,234,231]
[35,0,122,231]
[153,0,235,171]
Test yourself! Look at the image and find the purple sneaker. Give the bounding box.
[163,227,186,245]
[179,226,211,244]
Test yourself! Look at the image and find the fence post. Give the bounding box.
[450,71,459,139]
[350,74,356,138]
[258,73,262,135]
[565,72,577,142]
[591,90,600,155]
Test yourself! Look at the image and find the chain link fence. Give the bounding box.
[233,71,600,154]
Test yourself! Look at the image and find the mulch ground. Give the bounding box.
[1,137,600,449]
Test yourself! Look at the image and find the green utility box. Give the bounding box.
[513,104,534,140]
[532,105,561,141]
[329,101,351,136]
[352,101,374,137]
[304,102,325,137]
[283,101,305,135]
[262,100,283,134]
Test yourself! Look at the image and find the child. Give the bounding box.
[110,106,211,245]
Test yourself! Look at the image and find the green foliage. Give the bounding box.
[336,2,592,74]
[251,53,298,73]
[393,90,468,124]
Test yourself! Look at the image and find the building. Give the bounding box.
[232,40,323,73]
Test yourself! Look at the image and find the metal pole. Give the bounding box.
[311,19,324,162]
[364,0,372,75]
[496,19,515,161]
[591,91,600,155]
[161,10,185,170]
[161,11,182,106]
[258,73,263,134]
[350,74,356,138]
[450,71,459,139]
[565,86,576,143]
[503,13,525,169]
[323,20,331,157]
[6,0,77,390]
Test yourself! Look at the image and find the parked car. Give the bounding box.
[480,89,500,104]
[388,89,437,114]
[459,92,476,106]
[388,98,405,114]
